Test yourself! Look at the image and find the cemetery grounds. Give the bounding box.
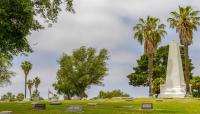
[0,98,200,114]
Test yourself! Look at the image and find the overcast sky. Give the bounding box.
[1,0,200,99]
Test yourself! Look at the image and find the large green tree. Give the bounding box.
[168,6,200,96]
[127,45,194,95]
[0,0,74,57]
[133,16,167,96]
[21,61,32,99]
[53,46,109,99]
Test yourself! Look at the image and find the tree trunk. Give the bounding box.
[29,88,32,98]
[79,90,86,100]
[148,53,153,97]
[64,94,71,100]
[25,75,27,99]
[80,93,84,100]
[184,45,191,96]
[36,88,38,95]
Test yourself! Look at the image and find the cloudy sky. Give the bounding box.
[1,0,200,99]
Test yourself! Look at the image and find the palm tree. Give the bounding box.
[33,77,41,94]
[133,16,167,96]
[168,6,200,96]
[27,80,34,98]
[21,61,32,99]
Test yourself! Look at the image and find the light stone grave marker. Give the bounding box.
[49,97,62,105]
[0,111,13,114]
[50,102,62,105]
[66,105,83,112]
[141,103,153,110]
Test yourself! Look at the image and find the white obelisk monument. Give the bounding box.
[159,40,186,98]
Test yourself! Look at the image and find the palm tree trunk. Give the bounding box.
[184,45,191,96]
[29,88,32,98]
[148,53,153,97]
[25,76,27,99]
[36,88,38,95]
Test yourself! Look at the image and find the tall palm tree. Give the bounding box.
[133,16,167,96]
[21,61,32,99]
[33,76,41,94]
[168,6,200,96]
[27,80,34,98]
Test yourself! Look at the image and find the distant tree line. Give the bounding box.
[1,92,24,102]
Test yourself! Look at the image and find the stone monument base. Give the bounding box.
[159,85,186,98]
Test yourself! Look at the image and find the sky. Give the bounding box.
[1,0,200,99]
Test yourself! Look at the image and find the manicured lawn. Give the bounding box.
[0,98,200,114]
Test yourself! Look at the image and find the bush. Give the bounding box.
[30,90,40,101]
[152,78,164,97]
[97,89,130,99]
[16,93,24,101]
[191,76,200,97]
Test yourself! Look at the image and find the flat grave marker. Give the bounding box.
[50,102,62,105]
[87,103,97,106]
[156,99,164,102]
[66,105,83,112]
[116,106,134,110]
[34,103,46,110]
[141,103,153,110]
[0,111,13,114]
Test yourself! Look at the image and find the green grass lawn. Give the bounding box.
[0,98,200,114]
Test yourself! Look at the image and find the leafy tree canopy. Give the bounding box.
[0,0,74,56]
[0,55,14,87]
[127,45,194,87]
[53,46,109,99]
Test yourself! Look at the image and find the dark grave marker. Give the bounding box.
[156,99,163,102]
[125,99,134,102]
[34,104,46,110]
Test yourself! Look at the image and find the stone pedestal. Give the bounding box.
[159,40,186,98]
